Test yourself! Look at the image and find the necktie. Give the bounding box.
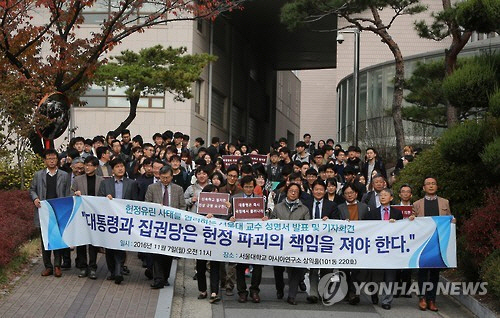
[315,201,321,219]
[163,186,169,206]
[383,207,389,220]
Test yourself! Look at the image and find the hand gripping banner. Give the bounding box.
[39,196,457,269]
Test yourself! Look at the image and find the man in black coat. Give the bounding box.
[364,188,403,310]
[97,158,137,285]
[305,180,339,303]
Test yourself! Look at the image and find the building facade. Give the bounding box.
[297,0,455,146]
[336,34,500,150]
[72,15,301,151]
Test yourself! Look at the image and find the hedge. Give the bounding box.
[0,190,36,266]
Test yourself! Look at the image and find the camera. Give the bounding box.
[336,33,344,44]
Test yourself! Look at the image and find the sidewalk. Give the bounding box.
[0,251,173,318]
[172,259,478,318]
[0,253,479,318]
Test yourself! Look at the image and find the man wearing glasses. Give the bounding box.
[337,183,371,305]
[30,149,70,277]
[413,177,454,312]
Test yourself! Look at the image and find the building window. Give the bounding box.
[197,19,203,33]
[248,117,257,144]
[195,80,203,115]
[231,105,244,138]
[81,0,166,25]
[211,90,227,129]
[81,84,165,108]
[213,18,227,52]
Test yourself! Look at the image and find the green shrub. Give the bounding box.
[438,120,490,163]
[0,152,44,190]
[462,187,500,264]
[489,89,500,117]
[480,249,500,299]
[394,145,488,219]
[443,60,496,113]
[480,137,500,175]
[457,235,480,282]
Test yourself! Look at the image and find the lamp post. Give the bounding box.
[338,28,360,147]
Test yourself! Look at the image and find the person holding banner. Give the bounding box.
[97,157,138,284]
[30,149,71,278]
[196,184,231,303]
[229,175,264,304]
[337,183,371,305]
[145,165,186,289]
[365,188,403,310]
[184,166,210,213]
[413,177,454,312]
[72,155,104,279]
[265,183,311,305]
[394,184,414,298]
[305,180,339,304]
[218,165,241,296]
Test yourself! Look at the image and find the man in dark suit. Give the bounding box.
[229,176,264,304]
[365,188,403,310]
[361,174,387,212]
[305,180,339,303]
[145,165,186,289]
[97,157,137,284]
[136,158,164,278]
[96,146,112,177]
[61,157,86,269]
[361,147,387,183]
[30,149,71,277]
[72,156,104,279]
[337,183,371,305]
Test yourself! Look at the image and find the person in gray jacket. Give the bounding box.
[30,149,70,277]
[265,183,310,305]
[184,166,210,212]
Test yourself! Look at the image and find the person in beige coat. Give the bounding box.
[412,177,454,312]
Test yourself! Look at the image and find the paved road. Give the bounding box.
[0,251,164,318]
[0,252,477,317]
[172,258,477,318]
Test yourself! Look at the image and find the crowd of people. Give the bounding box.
[29,129,453,311]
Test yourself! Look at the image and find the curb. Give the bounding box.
[154,259,178,318]
[440,275,497,318]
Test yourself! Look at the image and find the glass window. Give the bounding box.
[359,73,367,121]
[195,80,202,114]
[82,13,108,24]
[231,105,244,137]
[107,97,129,108]
[384,66,395,110]
[211,90,226,128]
[213,19,227,52]
[108,86,128,95]
[137,98,149,108]
[197,19,203,33]
[86,84,106,95]
[248,117,256,144]
[81,96,106,108]
[151,98,164,108]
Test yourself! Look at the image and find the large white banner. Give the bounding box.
[39,196,456,269]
